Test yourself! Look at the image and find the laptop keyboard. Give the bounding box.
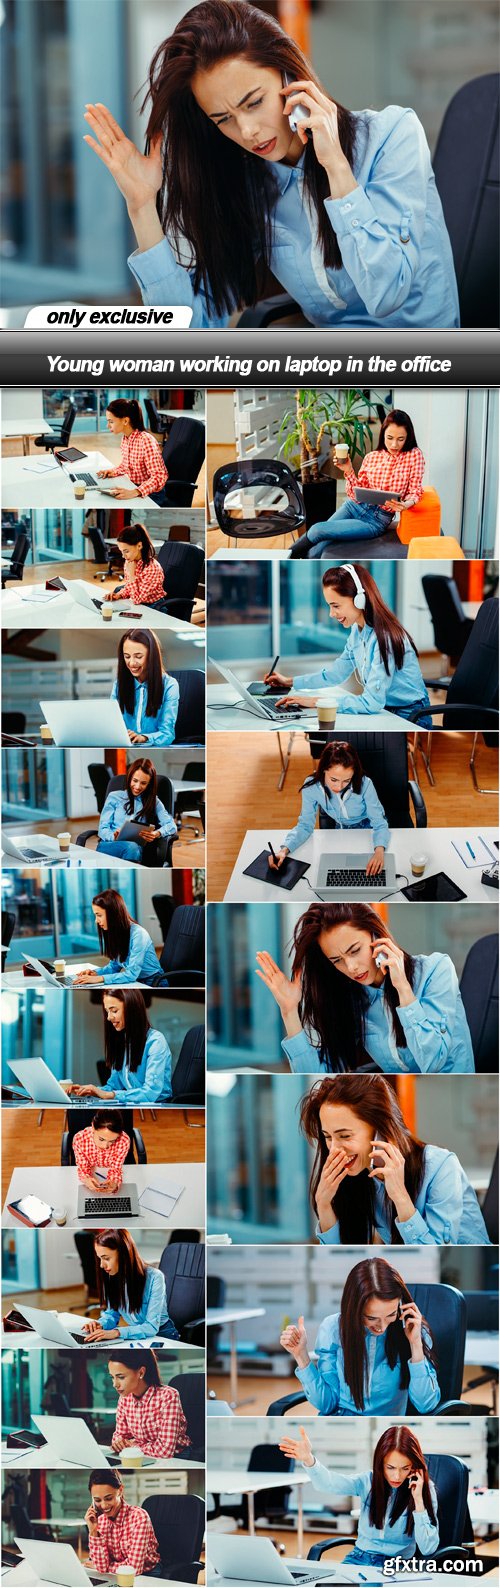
[324,868,387,888]
[74,471,98,486]
[83,1195,132,1214]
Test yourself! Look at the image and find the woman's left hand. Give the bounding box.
[371,936,412,999]
[279,82,357,198]
[275,693,317,710]
[409,1469,425,1510]
[382,499,402,514]
[141,827,159,843]
[72,971,104,985]
[108,488,140,500]
[84,1325,120,1342]
[400,1300,424,1357]
[128,732,148,744]
[366,847,385,877]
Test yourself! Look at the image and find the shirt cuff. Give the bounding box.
[128,240,175,290]
[325,183,375,238]
[395,1209,429,1241]
[398,1000,448,1037]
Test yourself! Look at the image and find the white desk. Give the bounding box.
[2,419,55,454]
[207,1307,265,1407]
[206,1567,483,1588]
[2,1566,176,1588]
[223,827,499,903]
[1,831,132,869]
[465,1332,499,1369]
[1,451,157,508]
[1,1439,203,1471]
[208,1470,311,1557]
[1,1315,198,1352]
[3,1164,205,1230]
[207,683,411,733]
[1,579,198,633]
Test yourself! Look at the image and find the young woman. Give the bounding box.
[83,2,458,330]
[97,399,168,503]
[66,988,172,1106]
[280,1256,439,1415]
[72,889,168,987]
[279,1425,439,1568]
[264,564,432,726]
[85,1470,162,1579]
[269,741,389,877]
[81,1230,179,1343]
[108,1350,190,1458]
[96,758,176,866]
[293,411,425,557]
[111,629,179,747]
[255,901,475,1074]
[73,1111,131,1194]
[110,523,167,609]
[300,1073,490,1245]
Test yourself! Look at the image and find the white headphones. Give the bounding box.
[341,563,366,610]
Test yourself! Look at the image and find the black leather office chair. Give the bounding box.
[307,730,427,828]
[482,1148,499,1242]
[83,522,124,581]
[213,459,305,545]
[152,894,177,942]
[34,402,76,452]
[160,904,205,987]
[422,575,474,664]
[169,1372,205,1462]
[75,772,178,866]
[142,1494,205,1583]
[61,1108,146,1165]
[162,417,206,507]
[307,1453,474,1569]
[156,541,205,622]
[416,598,499,728]
[159,1241,205,1343]
[1,530,31,588]
[171,1025,205,1105]
[1,910,16,973]
[460,934,499,1073]
[169,668,205,746]
[214,1445,293,1529]
[87,763,114,813]
[207,1273,226,1364]
[144,398,170,438]
[433,73,500,328]
[268,1282,467,1417]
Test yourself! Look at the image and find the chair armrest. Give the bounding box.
[163,477,197,492]
[133,1127,147,1164]
[423,675,452,691]
[61,1131,70,1166]
[266,1390,308,1416]
[76,829,99,848]
[430,1547,475,1565]
[413,703,500,724]
[307,1537,355,1560]
[237,293,303,327]
[161,968,205,984]
[408,779,428,827]
[157,833,178,867]
[181,1320,206,1346]
[171,1089,205,1105]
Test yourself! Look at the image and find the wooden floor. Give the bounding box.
[206,730,499,897]
[1,1109,205,1200]
[208,1367,498,1417]
[2,431,206,510]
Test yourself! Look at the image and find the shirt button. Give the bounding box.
[341,202,353,212]
[351,218,359,227]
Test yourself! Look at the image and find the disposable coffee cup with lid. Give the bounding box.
[53,1206,67,1226]
[57,832,71,852]
[317,691,338,729]
[120,1446,144,1469]
[410,852,429,877]
[115,1565,135,1588]
[53,958,66,977]
[335,442,349,461]
[40,724,53,743]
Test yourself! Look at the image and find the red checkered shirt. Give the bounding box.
[121,557,165,604]
[346,447,425,505]
[89,1500,160,1575]
[108,430,168,497]
[73,1125,130,1186]
[112,1383,191,1458]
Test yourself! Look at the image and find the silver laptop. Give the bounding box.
[2,833,68,865]
[206,1536,346,1585]
[69,582,144,619]
[21,954,100,987]
[209,658,313,722]
[314,850,396,900]
[8,1057,71,1105]
[14,1304,104,1349]
[77,1180,140,1218]
[39,697,131,748]
[59,456,134,495]
[14,1538,112,1586]
[31,1412,154,1467]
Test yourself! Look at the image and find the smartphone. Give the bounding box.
[375,951,388,969]
[283,73,312,139]
[370,1132,385,1172]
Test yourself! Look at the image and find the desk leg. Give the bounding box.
[297,1485,304,1558]
[247,1492,255,1537]
[276,731,295,791]
[416,730,435,787]
[229,1322,238,1408]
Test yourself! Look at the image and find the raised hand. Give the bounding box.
[279,1424,315,1467]
[280,1315,310,1368]
[83,103,163,214]
[316,1148,351,1230]
[255,951,302,1029]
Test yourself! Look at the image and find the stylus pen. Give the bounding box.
[268,841,278,862]
[269,654,279,674]
[466,841,476,859]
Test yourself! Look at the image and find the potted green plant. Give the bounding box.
[278,388,386,528]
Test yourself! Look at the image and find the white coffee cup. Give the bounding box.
[39,724,53,743]
[57,832,71,853]
[410,852,429,878]
[120,1446,144,1469]
[116,1565,135,1588]
[102,603,113,622]
[335,442,349,462]
[317,691,338,730]
[53,958,66,977]
[53,1206,67,1226]
[73,482,86,500]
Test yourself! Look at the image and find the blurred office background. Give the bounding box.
[1,1343,204,1444]
[1,864,204,970]
[1,986,205,1092]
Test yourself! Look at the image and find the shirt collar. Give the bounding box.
[269,149,305,195]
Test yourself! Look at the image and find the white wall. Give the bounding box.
[393,388,468,539]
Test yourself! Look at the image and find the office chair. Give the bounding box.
[422,575,474,664]
[142,1494,205,1584]
[1,530,31,588]
[307,1453,474,1569]
[1,910,16,973]
[151,893,178,942]
[268,1282,467,1417]
[213,459,306,545]
[160,904,205,987]
[161,416,206,507]
[144,398,170,437]
[88,763,114,813]
[207,1273,226,1364]
[433,74,500,329]
[83,523,124,581]
[414,597,499,728]
[214,1445,293,1530]
[460,935,499,1073]
[168,1229,201,1244]
[156,540,205,622]
[159,1240,205,1343]
[174,762,206,832]
[34,402,76,453]
[482,1148,499,1243]
[307,730,427,828]
[60,1108,146,1165]
[75,772,178,866]
[169,1372,205,1462]
[463,1291,499,1412]
[171,1025,205,1105]
[169,668,205,746]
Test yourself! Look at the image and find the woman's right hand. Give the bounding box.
[280,1315,310,1369]
[268,848,289,870]
[279,1425,315,1467]
[316,1148,351,1230]
[255,951,302,1025]
[83,1175,102,1192]
[83,104,163,215]
[263,670,293,690]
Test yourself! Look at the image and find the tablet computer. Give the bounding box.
[354,487,403,505]
[400,872,467,902]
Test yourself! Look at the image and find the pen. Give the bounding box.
[268,841,278,862]
[269,654,279,675]
[466,841,475,859]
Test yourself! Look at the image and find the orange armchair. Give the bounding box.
[397,486,441,545]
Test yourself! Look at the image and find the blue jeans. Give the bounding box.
[387,697,433,729]
[307,499,395,556]
[344,1546,391,1568]
[97,839,143,863]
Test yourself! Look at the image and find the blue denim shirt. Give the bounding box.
[128,106,459,330]
[98,789,176,844]
[111,674,179,746]
[282,954,475,1074]
[293,623,430,718]
[99,1265,174,1341]
[316,1142,490,1245]
[296,1313,439,1416]
[285,774,389,853]
[102,1027,172,1105]
[101,922,163,986]
[304,1462,439,1558]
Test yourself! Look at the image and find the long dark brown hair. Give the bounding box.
[299,741,363,798]
[300,1074,426,1243]
[124,757,158,826]
[377,409,419,454]
[94,1229,150,1314]
[142,0,359,316]
[369,1426,437,1533]
[339,1258,437,1411]
[107,398,145,432]
[102,988,152,1075]
[91,1109,126,1135]
[322,564,419,673]
[116,523,156,565]
[92,889,135,963]
[107,1347,162,1388]
[290,903,417,1072]
[116,630,165,718]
